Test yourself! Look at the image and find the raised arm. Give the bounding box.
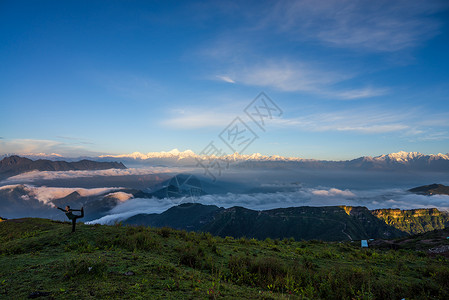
[57,207,66,212]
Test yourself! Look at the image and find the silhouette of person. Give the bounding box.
[57,205,84,232]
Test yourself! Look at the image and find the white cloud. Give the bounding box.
[232,61,349,93]
[200,1,448,98]
[87,197,175,224]
[335,124,410,134]
[106,192,134,202]
[216,75,235,83]
[311,188,355,197]
[162,103,449,136]
[273,107,449,136]
[414,131,449,142]
[32,186,122,204]
[0,139,101,157]
[334,87,389,100]
[1,167,179,183]
[209,59,389,99]
[0,185,23,191]
[161,111,235,129]
[270,0,447,52]
[0,184,122,206]
[87,187,449,224]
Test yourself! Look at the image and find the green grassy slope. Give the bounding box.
[1,218,449,299]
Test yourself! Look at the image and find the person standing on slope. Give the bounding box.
[57,206,84,233]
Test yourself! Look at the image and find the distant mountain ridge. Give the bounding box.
[97,149,449,171]
[12,150,449,171]
[409,183,449,196]
[99,149,449,162]
[0,155,126,178]
[123,203,449,241]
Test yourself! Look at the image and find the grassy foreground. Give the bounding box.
[0,218,448,299]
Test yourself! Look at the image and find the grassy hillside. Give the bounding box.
[1,218,449,299]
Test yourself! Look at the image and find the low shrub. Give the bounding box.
[177,242,213,269]
[158,227,172,238]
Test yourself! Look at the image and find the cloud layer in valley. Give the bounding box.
[88,186,449,224]
[1,167,185,184]
[0,184,124,206]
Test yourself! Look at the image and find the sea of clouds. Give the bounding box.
[0,184,123,206]
[2,166,448,223]
[87,186,449,224]
[0,167,189,184]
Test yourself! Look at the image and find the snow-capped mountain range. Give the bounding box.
[96,149,449,171]
[99,149,449,163]
[367,151,449,163]
[99,149,304,162]
[5,150,449,171]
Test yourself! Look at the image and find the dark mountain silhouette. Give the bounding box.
[0,155,126,178]
[0,184,53,218]
[202,205,407,241]
[124,203,414,241]
[125,203,223,231]
[409,183,449,196]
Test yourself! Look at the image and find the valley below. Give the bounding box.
[1,154,449,298]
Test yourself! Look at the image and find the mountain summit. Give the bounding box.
[100,149,448,162]
[99,149,302,162]
[0,155,127,179]
[98,150,449,171]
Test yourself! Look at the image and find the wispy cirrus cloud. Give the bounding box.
[201,1,447,98]
[162,103,449,138]
[334,87,389,100]
[269,0,448,52]
[201,38,389,99]
[161,110,236,129]
[215,75,235,83]
[0,139,101,157]
[277,115,409,134]
[229,61,347,93]
[161,97,253,129]
[275,109,411,134]
[275,107,449,138]
[56,136,94,145]
[219,61,388,99]
[87,70,164,101]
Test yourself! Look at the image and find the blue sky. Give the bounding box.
[1,0,449,160]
